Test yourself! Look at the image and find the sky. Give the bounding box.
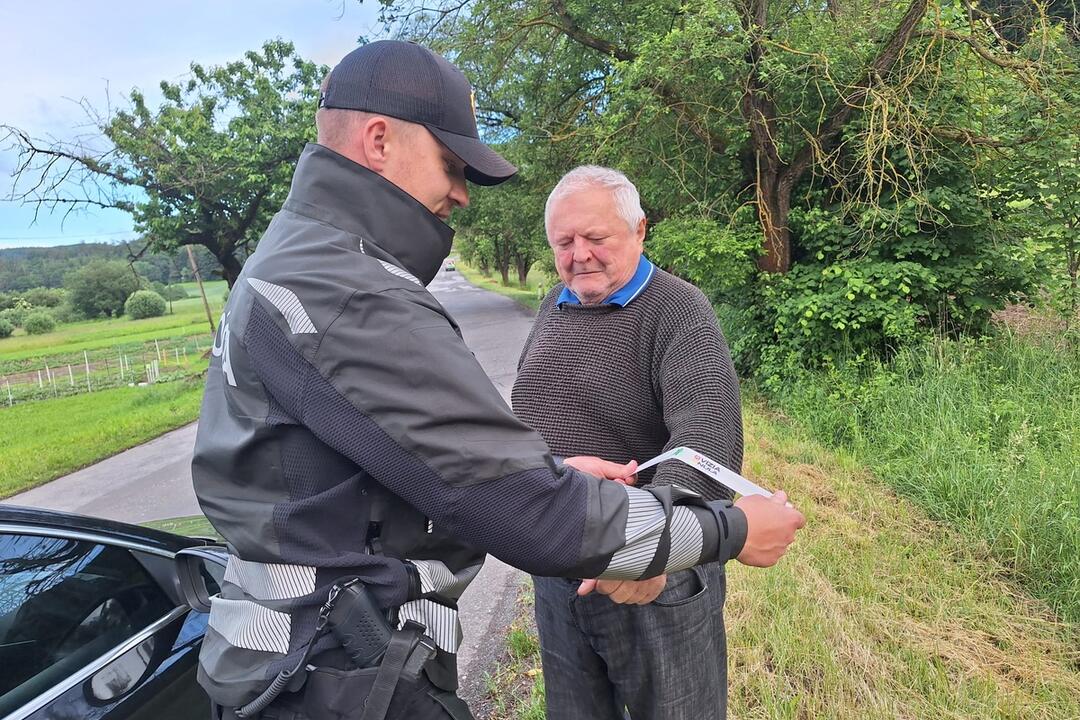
[0,1,385,249]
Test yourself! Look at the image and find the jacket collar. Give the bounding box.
[283,143,454,286]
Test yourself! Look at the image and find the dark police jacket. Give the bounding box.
[191,143,748,707]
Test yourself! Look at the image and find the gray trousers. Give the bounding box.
[532,562,728,720]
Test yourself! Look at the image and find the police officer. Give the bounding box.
[192,40,805,720]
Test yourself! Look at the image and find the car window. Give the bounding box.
[0,533,174,716]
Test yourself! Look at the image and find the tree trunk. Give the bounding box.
[216,250,243,289]
[516,258,530,286]
[755,172,793,274]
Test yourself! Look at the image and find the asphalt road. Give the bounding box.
[4,267,536,706]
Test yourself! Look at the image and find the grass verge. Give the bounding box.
[0,375,205,497]
[491,403,1080,719]
[480,580,546,720]
[771,332,1079,624]
[454,262,545,312]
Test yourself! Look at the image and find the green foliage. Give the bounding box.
[745,260,936,389]
[22,311,56,335]
[0,305,28,328]
[125,290,167,319]
[771,331,1080,623]
[162,285,189,301]
[64,260,140,318]
[19,287,66,308]
[647,213,759,298]
[386,0,1074,372]
[0,318,13,339]
[0,243,128,292]
[455,168,548,286]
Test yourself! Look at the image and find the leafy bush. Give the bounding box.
[49,301,83,324]
[0,317,13,339]
[647,213,759,299]
[23,311,56,335]
[124,290,167,319]
[750,260,938,391]
[64,260,140,318]
[19,287,67,308]
[0,306,27,328]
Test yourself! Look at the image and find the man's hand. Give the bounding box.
[577,574,668,604]
[564,456,638,485]
[734,491,806,567]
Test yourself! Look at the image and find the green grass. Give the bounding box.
[0,375,205,497]
[773,331,1080,624]
[495,403,1080,718]
[455,261,548,312]
[481,580,548,720]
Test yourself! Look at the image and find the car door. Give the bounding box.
[0,529,222,720]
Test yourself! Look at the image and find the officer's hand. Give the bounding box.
[734,491,806,567]
[564,456,638,485]
[577,575,667,604]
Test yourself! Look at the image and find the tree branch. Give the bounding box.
[784,0,930,186]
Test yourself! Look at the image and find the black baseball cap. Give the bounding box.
[320,40,517,186]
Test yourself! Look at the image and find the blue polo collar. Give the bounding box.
[557,255,656,307]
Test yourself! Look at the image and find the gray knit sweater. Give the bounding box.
[512,268,743,502]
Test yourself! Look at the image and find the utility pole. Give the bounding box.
[186,245,216,334]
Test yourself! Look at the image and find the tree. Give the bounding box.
[5,40,323,286]
[64,260,140,318]
[378,0,1075,371]
[455,163,548,285]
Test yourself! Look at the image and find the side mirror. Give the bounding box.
[175,546,226,613]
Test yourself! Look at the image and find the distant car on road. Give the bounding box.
[0,505,226,720]
[444,261,456,272]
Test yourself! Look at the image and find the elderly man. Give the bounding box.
[192,43,804,720]
[513,166,759,719]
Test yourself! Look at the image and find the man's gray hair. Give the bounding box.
[545,165,645,233]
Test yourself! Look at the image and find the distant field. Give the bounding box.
[0,280,226,369]
[0,374,205,497]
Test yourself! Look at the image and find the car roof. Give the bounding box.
[0,504,208,555]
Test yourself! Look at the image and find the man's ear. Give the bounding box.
[359,116,390,172]
[635,217,647,246]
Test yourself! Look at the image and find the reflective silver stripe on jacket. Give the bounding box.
[605,486,704,578]
[665,506,704,571]
[377,259,422,286]
[207,596,292,654]
[397,599,461,654]
[247,278,318,334]
[223,556,318,601]
[408,558,483,599]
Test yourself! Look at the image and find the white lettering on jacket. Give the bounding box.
[212,312,237,387]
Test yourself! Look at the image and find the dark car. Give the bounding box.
[0,505,227,720]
